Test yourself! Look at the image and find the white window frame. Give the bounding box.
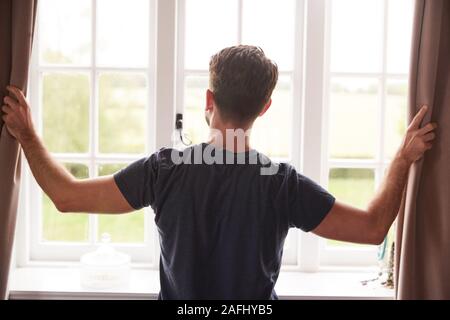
[16,0,405,270]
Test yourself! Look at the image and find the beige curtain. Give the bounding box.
[395,0,450,300]
[0,0,38,300]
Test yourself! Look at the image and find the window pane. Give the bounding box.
[387,0,414,74]
[43,73,90,153]
[251,76,292,158]
[329,78,379,159]
[385,80,407,159]
[97,0,149,67]
[97,164,145,243]
[330,0,383,73]
[327,168,375,247]
[329,168,375,208]
[39,0,91,65]
[42,164,89,242]
[282,230,298,265]
[99,73,147,154]
[242,0,296,71]
[184,76,210,145]
[185,0,238,70]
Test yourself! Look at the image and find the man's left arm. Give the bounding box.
[313,105,436,244]
[2,86,133,214]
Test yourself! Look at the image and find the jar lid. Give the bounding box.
[80,233,130,267]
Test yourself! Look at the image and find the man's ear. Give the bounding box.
[259,99,272,117]
[206,89,215,112]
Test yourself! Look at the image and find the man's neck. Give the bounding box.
[207,124,252,153]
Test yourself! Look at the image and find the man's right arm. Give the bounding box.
[2,86,134,214]
[19,134,133,214]
[313,105,437,244]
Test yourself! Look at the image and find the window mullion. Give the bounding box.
[153,0,178,264]
[89,0,98,245]
[237,0,243,44]
[155,0,177,150]
[328,159,379,168]
[29,8,46,258]
[147,0,158,266]
[292,0,305,170]
[51,153,143,162]
[175,0,186,115]
[289,0,306,268]
[299,0,327,272]
[377,0,390,187]
[330,71,407,78]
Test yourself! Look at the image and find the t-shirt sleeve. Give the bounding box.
[285,166,336,232]
[113,153,159,210]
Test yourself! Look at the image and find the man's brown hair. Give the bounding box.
[209,45,279,124]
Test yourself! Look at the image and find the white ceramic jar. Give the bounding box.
[80,233,131,290]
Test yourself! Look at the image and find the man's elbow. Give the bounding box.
[52,182,81,213]
[54,198,73,213]
[368,231,386,245]
[54,193,80,213]
[366,212,387,245]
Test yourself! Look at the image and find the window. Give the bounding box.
[27,0,157,263]
[320,0,414,265]
[20,0,414,270]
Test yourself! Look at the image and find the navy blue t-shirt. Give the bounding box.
[113,143,335,300]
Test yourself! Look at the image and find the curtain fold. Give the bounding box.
[0,0,37,300]
[395,0,450,299]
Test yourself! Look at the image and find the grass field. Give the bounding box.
[42,163,145,243]
[327,169,375,247]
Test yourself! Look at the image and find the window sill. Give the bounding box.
[9,266,394,300]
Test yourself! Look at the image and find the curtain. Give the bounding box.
[0,0,38,300]
[395,0,450,299]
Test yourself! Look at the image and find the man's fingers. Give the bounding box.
[1,104,12,114]
[418,122,438,135]
[3,96,20,109]
[409,105,429,130]
[423,132,436,142]
[6,85,27,106]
